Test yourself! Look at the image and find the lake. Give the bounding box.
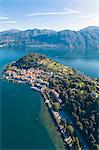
[0,48,99,149]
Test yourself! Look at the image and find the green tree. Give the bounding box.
[67,125,74,134]
[53,102,60,111]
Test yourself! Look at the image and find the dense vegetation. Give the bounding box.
[4,53,99,149]
[8,53,99,149]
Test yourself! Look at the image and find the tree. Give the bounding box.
[67,125,74,134]
[93,144,99,150]
[75,137,82,150]
[53,102,60,111]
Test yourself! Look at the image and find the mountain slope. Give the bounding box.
[0,26,99,56]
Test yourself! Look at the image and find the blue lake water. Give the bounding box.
[0,48,99,149]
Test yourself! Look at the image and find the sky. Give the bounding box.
[0,0,99,31]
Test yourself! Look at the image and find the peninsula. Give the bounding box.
[3,53,99,150]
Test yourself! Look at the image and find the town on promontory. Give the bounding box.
[3,53,99,150]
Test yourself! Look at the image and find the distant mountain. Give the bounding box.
[0,29,21,35]
[0,26,99,57]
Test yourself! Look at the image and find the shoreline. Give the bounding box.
[26,87,83,149]
[2,53,98,150]
[27,87,88,150]
[30,88,66,149]
[2,77,82,149]
[40,93,65,150]
[2,70,83,149]
[2,78,65,149]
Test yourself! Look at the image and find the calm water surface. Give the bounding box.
[0,48,99,149]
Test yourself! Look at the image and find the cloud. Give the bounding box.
[1,20,16,24]
[0,16,9,20]
[27,8,81,17]
[0,15,16,24]
[81,14,99,18]
[64,8,81,15]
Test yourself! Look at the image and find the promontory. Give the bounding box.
[3,53,99,150]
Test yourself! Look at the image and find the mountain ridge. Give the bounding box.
[1,25,98,33]
[0,26,99,57]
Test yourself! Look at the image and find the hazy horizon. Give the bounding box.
[0,25,99,33]
[0,0,99,31]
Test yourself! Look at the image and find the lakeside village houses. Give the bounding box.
[4,65,81,149]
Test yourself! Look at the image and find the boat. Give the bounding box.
[30,86,41,92]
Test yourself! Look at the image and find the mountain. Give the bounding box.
[79,26,99,54]
[0,29,21,35]
[0,26,99,57]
